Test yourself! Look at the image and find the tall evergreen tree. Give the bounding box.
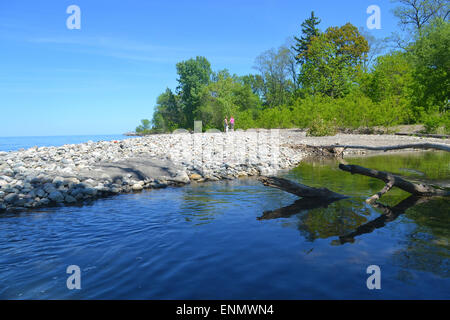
[292,11,321,65]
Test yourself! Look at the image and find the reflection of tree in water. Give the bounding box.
[263,151,450,278]
[389,197,450,278]
[260,194,449,277]
[181,178,264,225]
[296,200,370,242]
[320,195,449,278]
[180,183,234,225]
[260,166,449,279]
[258,198,371,241]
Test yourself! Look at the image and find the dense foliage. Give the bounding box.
[138,1,449,135]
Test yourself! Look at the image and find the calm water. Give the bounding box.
[0,152,449,299]
[0,135,137,152]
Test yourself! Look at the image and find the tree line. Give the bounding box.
[135,0,449,136]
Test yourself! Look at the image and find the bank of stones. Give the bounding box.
[0,129,448,212]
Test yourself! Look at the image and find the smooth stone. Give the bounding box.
[2,168,14,176]
[189,173,202,180]
[3,187,18,193]
[15,198,26,206]
[4,193,19,203]
[48,191,64,202]
[43,183,56,193]
[83,188,97,196]
[65,195,77,203]
[131,184,143,191]
[39,198,50,205]
[171,171,190,184]
[30,177,41,184]
[36,189,46,198]
[83,179,97,187]
[52,176,65,185]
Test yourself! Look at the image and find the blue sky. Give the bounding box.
[0,0,399,137]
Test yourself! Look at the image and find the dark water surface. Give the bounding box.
[0,152,449,299]
[0,135,137,152]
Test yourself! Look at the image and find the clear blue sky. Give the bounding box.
[0,0,399,137]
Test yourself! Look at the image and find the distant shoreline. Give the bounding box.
[0,134,135,153]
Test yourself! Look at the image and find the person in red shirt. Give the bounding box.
[229,116,235,132]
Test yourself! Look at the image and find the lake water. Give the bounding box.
[0,135,137,152]
[0,151,449,299]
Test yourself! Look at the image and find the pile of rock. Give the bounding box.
[0,130,306,212]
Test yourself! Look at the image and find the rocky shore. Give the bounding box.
[0,129,448,212]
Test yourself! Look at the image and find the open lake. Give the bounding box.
[0,151,449,299]
[0,135,137,152]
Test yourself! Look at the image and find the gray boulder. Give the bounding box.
[48,191,64,202]
[4,193,18,204]
[65,195,77,203]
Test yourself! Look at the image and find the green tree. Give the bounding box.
[197,71,261,129]
[292,11,321,65]
[300,23,369,98]
[151,88,183,132]
[176,56,212,128]
[135,119,151,133]
[240,74,266,100]
[362,52,414,102]
[254,46,296,107]
[409,19,450,116]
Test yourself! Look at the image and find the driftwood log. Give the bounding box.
[259,176,347,200]
[259,163,448,205]
[339,164,450,199]
[302,143,450,157]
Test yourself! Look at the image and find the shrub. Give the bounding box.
[423,113,442,134]
[307,117,337,136]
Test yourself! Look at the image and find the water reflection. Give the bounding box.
[391,196,450,278]
[335,196,433,244]
[258,197,340,220]
[257,151,449,279]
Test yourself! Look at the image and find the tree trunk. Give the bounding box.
[259,176,347,199]
[307,143,450,154]
[338,164,449,197]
